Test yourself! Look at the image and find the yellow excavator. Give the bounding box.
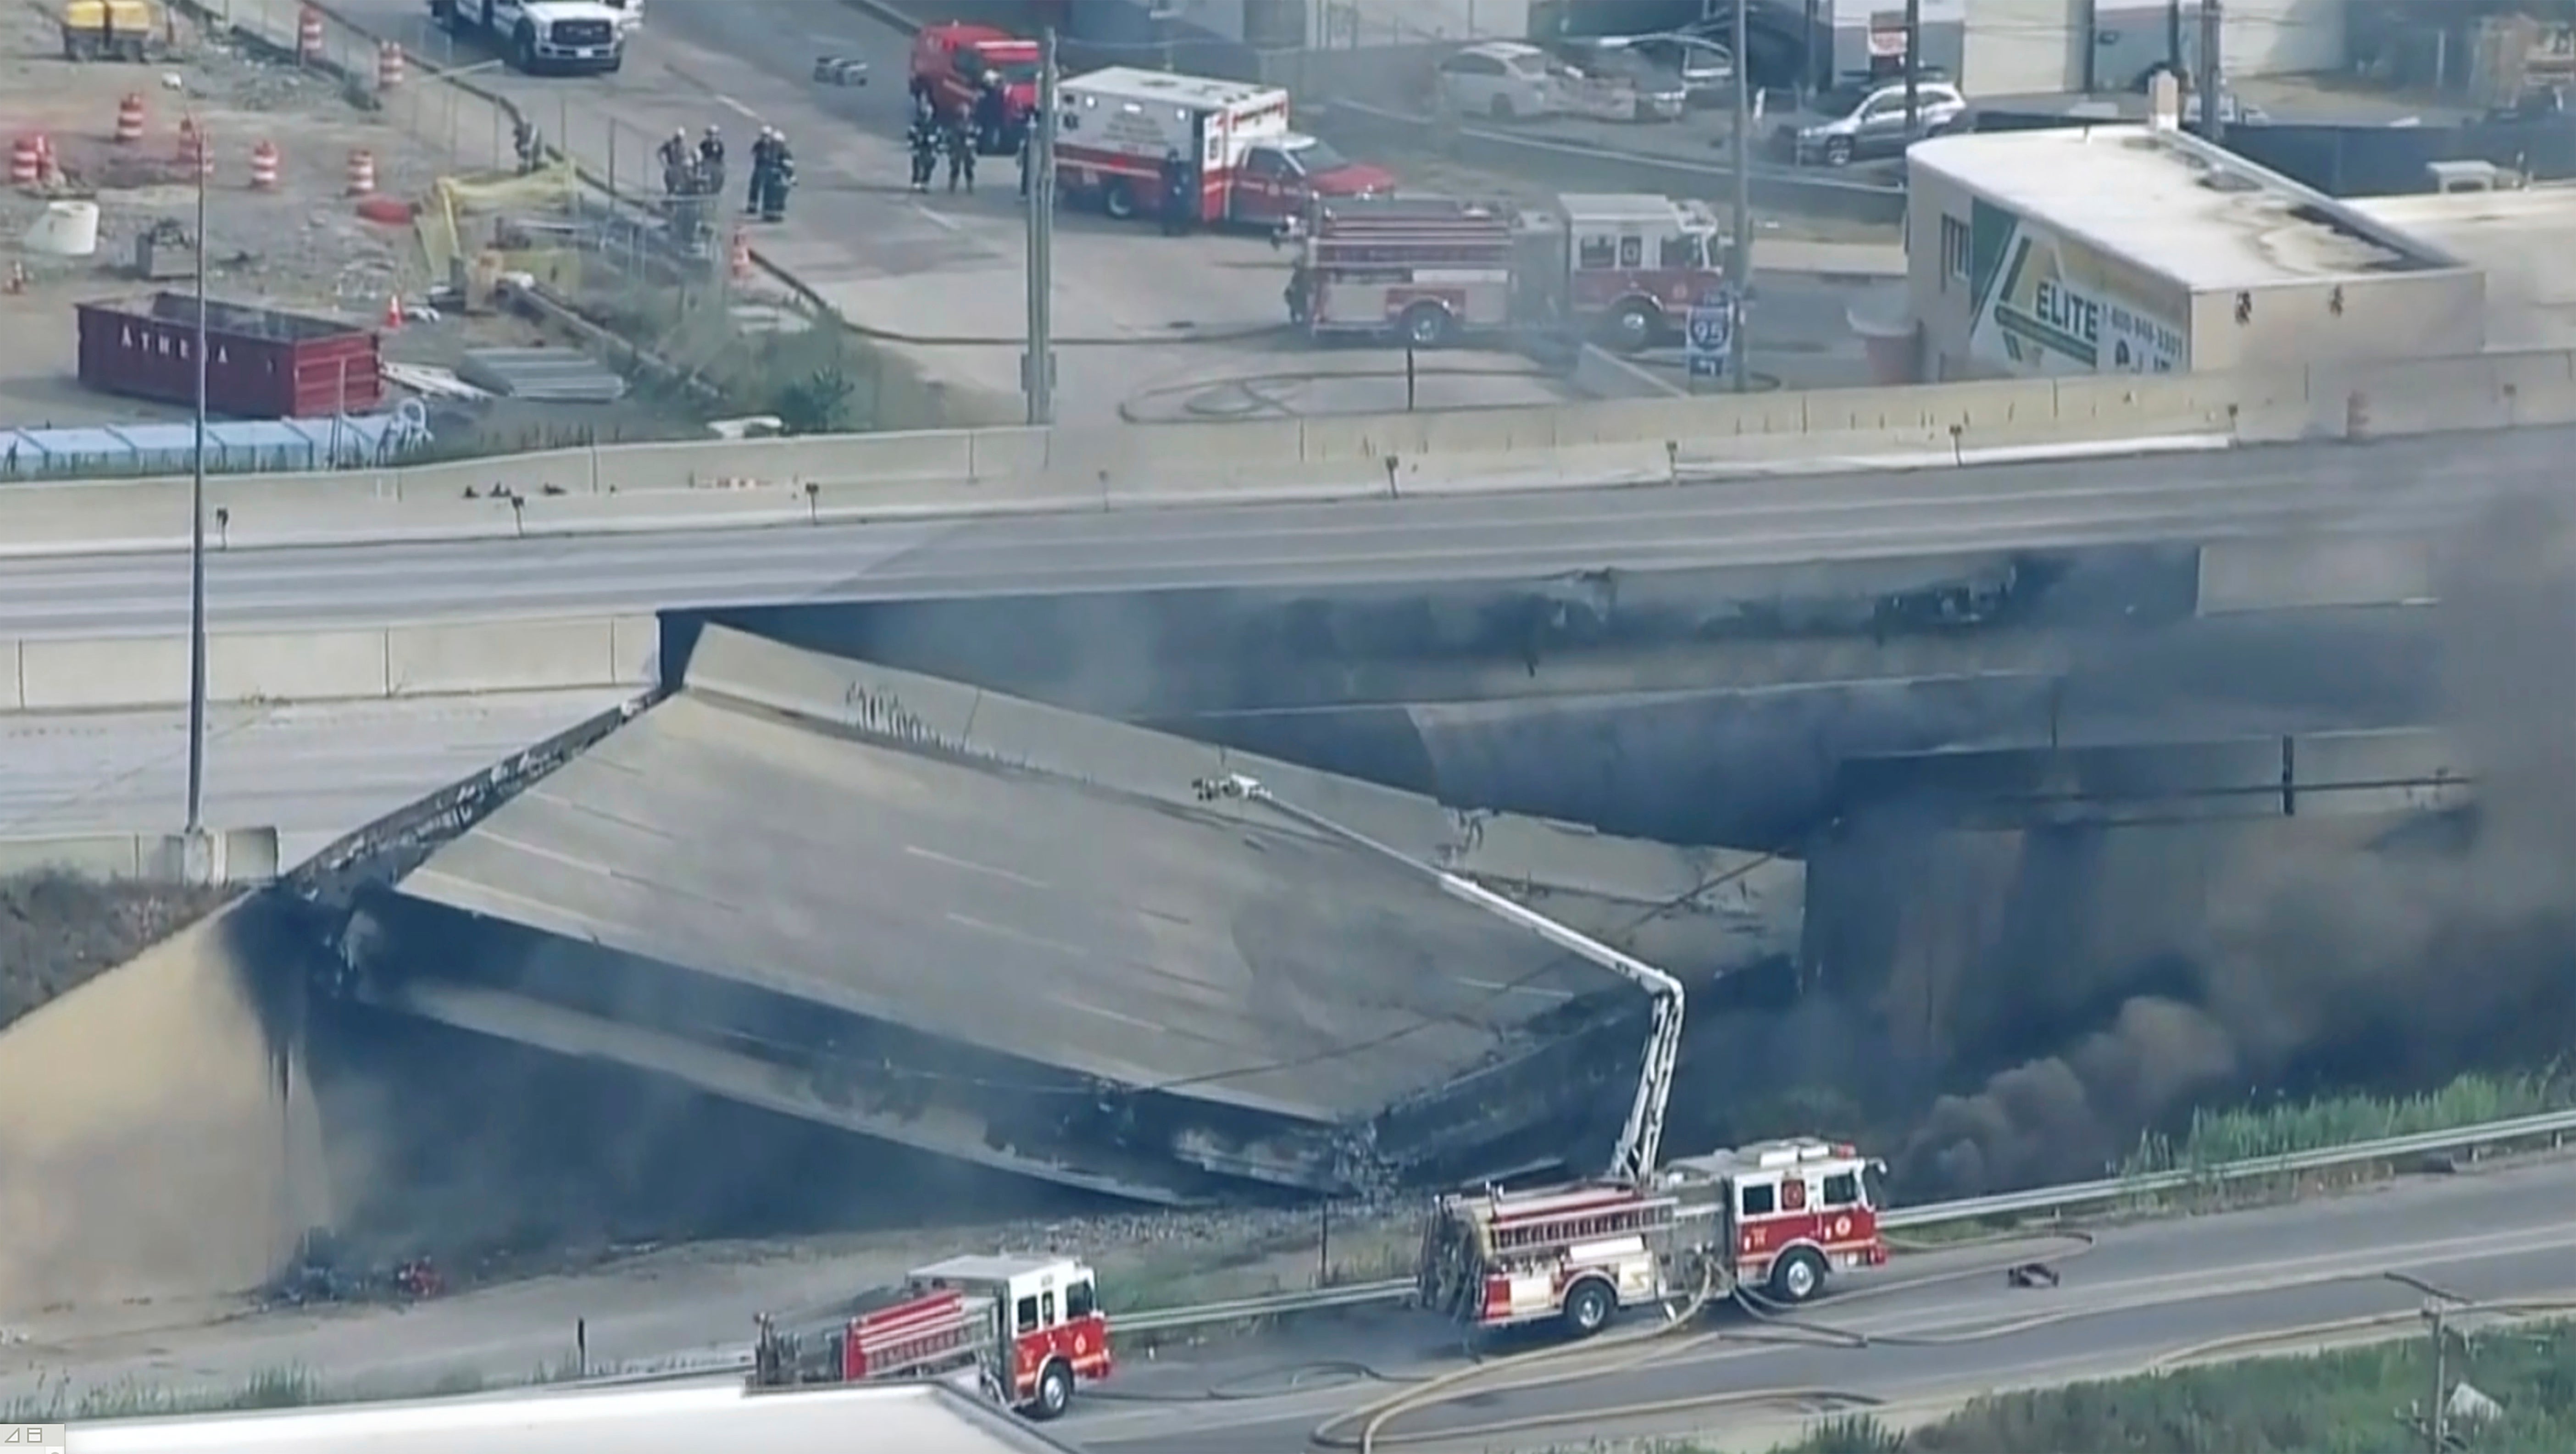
[59,0,162,61]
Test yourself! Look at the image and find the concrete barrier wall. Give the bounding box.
[0,616,655,712]
[9,349,2576,555]
[0,828,280,883]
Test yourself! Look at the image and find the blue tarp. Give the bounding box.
[0,401,433,479]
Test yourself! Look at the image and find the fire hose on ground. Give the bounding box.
[1310,1238,2576,1452]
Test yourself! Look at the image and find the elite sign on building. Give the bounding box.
[1964,201,2189,376]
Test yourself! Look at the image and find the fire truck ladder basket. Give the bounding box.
[1192,773,1685,1185]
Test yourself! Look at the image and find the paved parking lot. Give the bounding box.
[322,0,1588,427]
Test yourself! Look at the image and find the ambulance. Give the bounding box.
[1054,67,1396,227]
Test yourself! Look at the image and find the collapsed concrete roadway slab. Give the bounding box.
[317,626,1793,1203]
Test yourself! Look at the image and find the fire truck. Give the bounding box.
[1055,67,1395,227]
[1418,1139,1888,1340]
[1285,192,1727,352]
[1194,774,1885,1349]
[749,1254,1110,1421]
[909,22,1039,154]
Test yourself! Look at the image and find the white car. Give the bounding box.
[1436,41,1562,121]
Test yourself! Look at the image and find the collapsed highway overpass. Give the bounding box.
[305,626,1794,1203]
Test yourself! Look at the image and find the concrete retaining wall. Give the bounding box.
[0,616,655,712]
[7,349,2576,556]
[0,828,281,883]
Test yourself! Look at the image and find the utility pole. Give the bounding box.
[2423,1298,2447,1454]
[184,112,211,878]
[1903,0,1922,138]
[1727,0,1751,393]
[1023,28,1058,426]
[2196,0,2226,144]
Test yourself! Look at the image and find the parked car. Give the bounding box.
[1772,78,1969,166]
[1548,38,1690,122]
[1603,32,1736,106]
[1436,40,1563,121]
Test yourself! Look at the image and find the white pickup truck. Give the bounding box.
[428,0,638,74]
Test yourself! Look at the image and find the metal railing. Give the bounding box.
[550,1105,2576,1390]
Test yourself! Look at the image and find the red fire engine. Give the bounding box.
[1419,1139,1888,1340]
[1192,777,1886,1349]
[1055,67,1395,227]
[750,1254,1111,1421]
[909,21,1039,149]
[1285,191,1727,353]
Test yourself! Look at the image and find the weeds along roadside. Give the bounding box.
[11,1066,2574,1422]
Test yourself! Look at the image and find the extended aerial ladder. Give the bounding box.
[1192,773,1685,1186]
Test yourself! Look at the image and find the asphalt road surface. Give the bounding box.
[322,0,1581,423]
[0,689,635,858]
[16,1160,2576,1450]
[0,429,2546,635]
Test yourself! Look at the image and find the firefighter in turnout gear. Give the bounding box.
[657,128,692,200]
[756,131,795,222]
[972,72,1008,155]
[944,118,976,193]
[1159,147,1192,237]
[748,126,780,214]
[696,126,727,199]
[908,106,940,192]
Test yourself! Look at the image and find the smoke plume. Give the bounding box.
[1900,494,2576,1194]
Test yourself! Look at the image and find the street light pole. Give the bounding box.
[1727,0,1753,393]
[1023,28,1058,426]
[184,114,210,863]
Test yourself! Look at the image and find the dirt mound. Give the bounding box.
[0,874,239,1031]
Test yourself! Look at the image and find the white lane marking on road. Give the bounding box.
[905,843,1049,890]
[715,93,760,121]
[912,205,965,233]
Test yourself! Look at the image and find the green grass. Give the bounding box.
[1754,1317,2576,1454]
[2121,1066,2576,1177]
[1,1357,607,1423]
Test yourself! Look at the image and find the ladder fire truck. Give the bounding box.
[1194,773,1885,1346]
[749,1254,1110,1421]
[1284,192,1727,353]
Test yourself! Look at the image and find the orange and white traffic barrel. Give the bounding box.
[345,148,376,196]
[728,229,752,281]
[249,139,280,191]
[114,93,145,144]
[176,115,212,178]
[8,134,41,187]
[375,39,405,89]
[297,6,324,62]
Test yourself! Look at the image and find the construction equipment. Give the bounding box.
[1286,191,1727,352]
[749,1254,1111,1421]
[58,0,160,61]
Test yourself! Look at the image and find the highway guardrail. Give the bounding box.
[6,346,2569,517]
[0,616,657,712]
[542,1105,2576,1393]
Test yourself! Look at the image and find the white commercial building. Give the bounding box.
[1964,0,2350,96]
[2348,185,2576,353]
[1901,119,2481,382]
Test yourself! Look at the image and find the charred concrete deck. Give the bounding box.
[347,627,1787,1199]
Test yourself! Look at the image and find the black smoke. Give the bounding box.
[1898,495,2576,1195]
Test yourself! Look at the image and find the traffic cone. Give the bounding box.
[382,292,404,331]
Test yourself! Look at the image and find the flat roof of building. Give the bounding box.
[1910,125,2459,292]
[393,635,1636,1127]
[2350,185,2576,349]
[76,1382,1086,1454]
